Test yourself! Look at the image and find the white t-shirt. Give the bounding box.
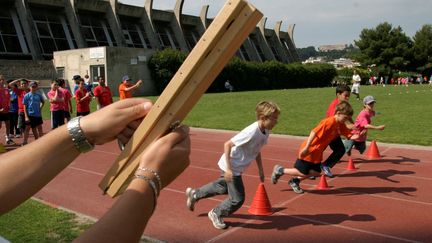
[218,121,269,175]
[352,74,361,85]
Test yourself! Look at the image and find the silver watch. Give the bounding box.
[67,116,94,153]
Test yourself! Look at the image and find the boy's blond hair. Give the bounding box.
[335,101,353,116]
[255,101,280,119]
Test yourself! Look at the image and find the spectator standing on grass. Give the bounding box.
[185,101,280,230]
[0,76,14,145]
[75,79,91,116]
[93,76,113,110]
[47,80,65,129]
[7,81,20,138]
[57,79,73,122]
[8,79,29,141]
[22,81,44,146]
[351,70,361,100]
[119,75,142,100]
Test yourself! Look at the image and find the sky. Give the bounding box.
[118,0,432,48]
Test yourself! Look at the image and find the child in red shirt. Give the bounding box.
[75,79,91,116]
[93,77,113,109]
[322,84,354,177]
[271,101,359,193]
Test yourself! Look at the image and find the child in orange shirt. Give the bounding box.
[271,101,359,193]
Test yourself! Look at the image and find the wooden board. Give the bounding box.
[99,0,263,197]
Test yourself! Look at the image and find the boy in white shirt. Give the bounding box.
[185,101,280,229]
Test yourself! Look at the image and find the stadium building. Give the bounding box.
[0,0,299,95]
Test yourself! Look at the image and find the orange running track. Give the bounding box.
[3,125,432,242]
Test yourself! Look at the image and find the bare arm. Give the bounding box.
[255,152,264,182]
[365,124,385,130]
[0,98,154,214]
[123,80,143,92]
[75,126,190,243]
[223,140,235,182]
[299,130,316,157]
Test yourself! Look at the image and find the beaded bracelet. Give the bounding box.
[137,167,162,192]
[133,174,158,209]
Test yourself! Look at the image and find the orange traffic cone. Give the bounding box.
[347,157,356,171]
[316,175,330,190]
[365,140,381,159]
[248,183,273,215]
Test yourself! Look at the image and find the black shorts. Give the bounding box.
[77,111,90,116]
[26,116,43,128]
[0,113,10,121]
[294,159,321,175]
[64,110,71,119]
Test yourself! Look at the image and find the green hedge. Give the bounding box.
[148,49,337,94]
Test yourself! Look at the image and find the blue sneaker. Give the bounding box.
[321,165,334,178]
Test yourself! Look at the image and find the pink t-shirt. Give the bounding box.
[351,109,375,142]
[47,89,65,111]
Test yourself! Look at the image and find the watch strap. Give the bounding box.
[67,116,94,153]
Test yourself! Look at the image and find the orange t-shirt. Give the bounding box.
[118,83,132,100]
[299,116,351,164]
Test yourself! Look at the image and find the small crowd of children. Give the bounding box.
[185,83,386,230]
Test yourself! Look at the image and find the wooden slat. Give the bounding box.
[99,0,262,197]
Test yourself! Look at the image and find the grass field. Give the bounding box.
[0,200,92,242]
[42,84,432,146]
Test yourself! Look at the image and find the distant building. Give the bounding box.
[302,57,326,64]
[0,0,300,95]
[329,58,361,69]
[318,44,348,52]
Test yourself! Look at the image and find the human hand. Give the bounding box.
[137,126,190,188]
[299,147,309,158]
[224,169,233,182]
[351,134,360,140]
[80,98,153,145]
[377,125,385,130]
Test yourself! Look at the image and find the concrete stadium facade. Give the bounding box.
[0,0,299,95]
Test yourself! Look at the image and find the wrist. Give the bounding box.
[67,116,95,153]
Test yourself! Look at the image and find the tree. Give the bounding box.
[412,24,432,68]
[296,46,318,61]
[354,22,412,73]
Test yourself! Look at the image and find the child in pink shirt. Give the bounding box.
[47,80,65,129]
[344,95,385,156]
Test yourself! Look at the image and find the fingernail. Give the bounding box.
[143,102,152,110]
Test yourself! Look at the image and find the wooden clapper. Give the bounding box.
[99,0,263,197]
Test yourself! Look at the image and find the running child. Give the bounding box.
[185,101,280,229]
[344,95,385,156]
[271,101,358,193]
